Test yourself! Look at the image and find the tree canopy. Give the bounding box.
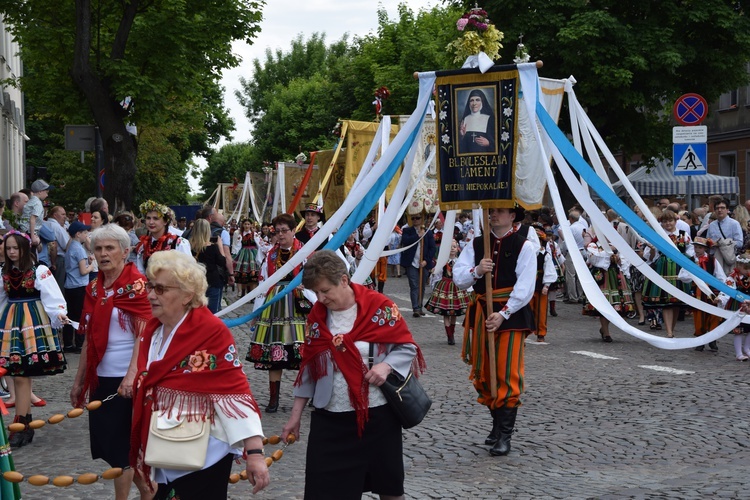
[0,0,264,211]
[230,4,460,170]
[472,0,750,161]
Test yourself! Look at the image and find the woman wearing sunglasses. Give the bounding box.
[131,251,269,498]
[70,224,154,499]
[246,213,315,413]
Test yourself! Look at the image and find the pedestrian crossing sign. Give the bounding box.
[673,143,707,176]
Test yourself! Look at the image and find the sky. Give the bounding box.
[191,0,434,192]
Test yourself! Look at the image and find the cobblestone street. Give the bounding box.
[5,276,750,499]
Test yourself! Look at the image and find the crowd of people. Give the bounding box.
[3,181,750,498]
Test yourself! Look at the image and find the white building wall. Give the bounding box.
[0,15,25,199]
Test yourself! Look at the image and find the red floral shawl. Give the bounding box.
[295,283,426,434]
[130,306,259,483]
[77,263,152,405]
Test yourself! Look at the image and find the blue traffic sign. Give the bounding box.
[673,93,708,126]
[673,143,707,176]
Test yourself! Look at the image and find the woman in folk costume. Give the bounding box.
[135,200,191,274]
[723,253,750,360]
[246,213,314,413]
[582,227,634,343]
[282,250,423,499]
[529,228,557,343]
[232,218,260,298]
[677,237,727,352]
[546,228,565,317]
[0,231,68,448]
[641,210,694,338]
[426,239,470,345]
[130,251,269,498]
[70,224,154,499]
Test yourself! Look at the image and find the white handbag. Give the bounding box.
[144,413,210,471]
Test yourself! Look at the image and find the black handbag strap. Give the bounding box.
[368,343,375,369]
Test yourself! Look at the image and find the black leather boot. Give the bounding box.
[8,414,33,448]
[265,381,280,413]
[490,406,517,456]
[377,281,385,294]
[484,408,500,445]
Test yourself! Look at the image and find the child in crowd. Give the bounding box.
[426,239,469,345]
[63,221,94,352]
[725,253,750,360]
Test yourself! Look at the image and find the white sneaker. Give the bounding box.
[737,355,749,361]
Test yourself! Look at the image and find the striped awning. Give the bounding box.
[612,161,739,197]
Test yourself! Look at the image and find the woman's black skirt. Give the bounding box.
[305,404,404,500]
[89,376,132,468]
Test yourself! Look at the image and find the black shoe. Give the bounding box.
[63,345,81,353]
[419,310,426,316]
[709,341,718,352]
[694,345,705,352]
[413,312,421,318]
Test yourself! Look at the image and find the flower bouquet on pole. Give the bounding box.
[446,5,503,71]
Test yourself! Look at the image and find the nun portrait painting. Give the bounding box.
[457,87,496,155]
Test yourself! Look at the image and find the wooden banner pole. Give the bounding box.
[483,207,498,397]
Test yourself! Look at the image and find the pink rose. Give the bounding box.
[456,18,468,31]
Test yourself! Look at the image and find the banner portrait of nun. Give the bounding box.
[457,87,497,155]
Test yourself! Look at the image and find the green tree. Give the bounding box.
[234,4,461,163]
[461,0,750,160]
[0,0,264,211]
[200,142,261,197]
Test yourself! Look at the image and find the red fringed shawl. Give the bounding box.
[295,283,425,435]
[130,306,260,482]
[77,263,152,405]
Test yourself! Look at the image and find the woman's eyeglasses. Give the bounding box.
[276,228,292,234]
[145,282,180,295]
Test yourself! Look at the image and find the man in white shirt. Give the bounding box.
[454,206,535,457]
[562,210,586,303]
[47,205,71,291]
[707,198,743,251]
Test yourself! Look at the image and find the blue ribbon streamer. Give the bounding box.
[223,115,427,328]
[536,100,746,303]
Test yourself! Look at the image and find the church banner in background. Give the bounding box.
[436,69,519,211]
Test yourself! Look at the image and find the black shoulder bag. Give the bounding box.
[368,344,432,429]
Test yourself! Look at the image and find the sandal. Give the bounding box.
[666,334,674,338]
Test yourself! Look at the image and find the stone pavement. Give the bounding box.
[5,276,750,499]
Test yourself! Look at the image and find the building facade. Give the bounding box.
[703,68,750,204]
[0,15,25,199]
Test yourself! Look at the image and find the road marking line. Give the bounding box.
[638,365,694,375]
[570,351,619,360]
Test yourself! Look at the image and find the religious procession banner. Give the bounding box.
[514,77,567,209]
[317,148,348,216]
[399,115,439,215]
[280,162,321,216]
[344,120,400,206]
[436,67,519,211]
[219,182,248,219]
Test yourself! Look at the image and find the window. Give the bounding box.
[719,152,737,177]
[720,90,738,110]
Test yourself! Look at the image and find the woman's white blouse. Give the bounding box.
[325,303,388,412]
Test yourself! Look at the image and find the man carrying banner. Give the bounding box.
[454,206,536,456]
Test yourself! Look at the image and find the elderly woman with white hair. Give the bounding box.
[70,224,154,500]
[130,251,269,498]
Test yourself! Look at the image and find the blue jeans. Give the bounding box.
[406,265,427,311]
[206,286,223,314]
